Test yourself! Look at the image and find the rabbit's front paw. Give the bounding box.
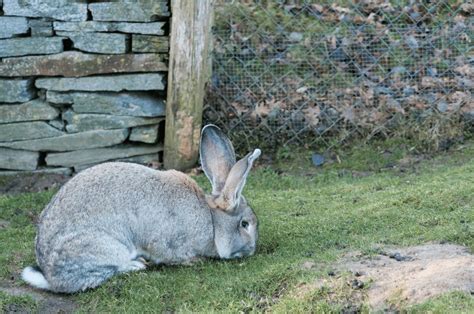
[120,260,147,273]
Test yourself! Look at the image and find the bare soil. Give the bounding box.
[298,243,474,311]
[0,173,70,195]
[0,284,77,314]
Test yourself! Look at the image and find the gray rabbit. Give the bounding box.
[22,125,261,293]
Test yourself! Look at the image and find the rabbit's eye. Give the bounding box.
[241,220,249,228]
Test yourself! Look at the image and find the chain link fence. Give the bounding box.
[204,1,473,153]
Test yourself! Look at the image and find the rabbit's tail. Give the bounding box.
[21,266,50,290]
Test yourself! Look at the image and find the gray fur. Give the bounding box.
[23,124,260,293]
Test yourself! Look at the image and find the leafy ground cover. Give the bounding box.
[208,1,472,152]
[0,140,473,312]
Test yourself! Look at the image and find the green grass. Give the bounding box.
[0,141,473,312]
[0,292,37,313]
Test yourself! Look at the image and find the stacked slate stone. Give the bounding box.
[0,0,169,174]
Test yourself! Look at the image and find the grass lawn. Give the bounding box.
[0,140,473,312]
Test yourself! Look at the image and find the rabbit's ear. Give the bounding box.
[200,124,236,195]
[217,148,261,211]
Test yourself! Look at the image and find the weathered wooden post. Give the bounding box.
[164,0,213,170]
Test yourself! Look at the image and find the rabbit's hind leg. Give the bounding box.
[46,236,143,293]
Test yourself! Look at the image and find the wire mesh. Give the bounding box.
[204,1,473,153]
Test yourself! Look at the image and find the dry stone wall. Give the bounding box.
[0,0,169,174]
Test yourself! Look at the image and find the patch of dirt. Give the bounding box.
[343,244,473,309]
[0,173,70,195]
[0,284,78,314]
[0,219,10,229]
[297,244,474,311]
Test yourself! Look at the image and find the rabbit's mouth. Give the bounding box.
[229,251,245,259]
[230,247,255,259]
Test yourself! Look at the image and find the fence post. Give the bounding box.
[164,0,213,170]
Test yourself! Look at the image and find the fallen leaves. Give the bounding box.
[207,1,472,149]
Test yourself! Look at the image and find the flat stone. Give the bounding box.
[89,2,169,22]
[36,73,165,92]
[0,51,167,77]
[0,129,129,152]
[29,19,54,37]
[0,79,35,103]
[132,35,169,53]
[117,153,159,164]
[3,0,87,21]
[0,121,64,142]
[0,99,59,123]
[46,91,73,104]
[74,153,159,172]
[56,31,128,54]
[47,144,163,167]
[130,125,159,143]
[48,119,65,131]
[0,148,39,170]
[0,167,72,176]
[63,111,164,133]
[54,21,165,35]
[71,92,165,117]
[0,16,29,39]
[0,37,64,58]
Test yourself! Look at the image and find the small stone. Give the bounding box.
[311,153,325,166]
[0,219,11,229]
[36,73,165,92]
[63,111,164,133]
[89,2,170,22]
[29,19,54,37]
[0,121,63,142]
[0,99,59,123]
[350,279,364,289]
[0,79,35,103]
[0,37,64,58]
[57,31,128,54]
[0,129,129,152]
[327,270,336,276]
[46,91,74,104]
[0,51,167,77]
[132,35,169,53]
[0,148,39,171]
[71,92,166,117]
[3,0,87,21]
[46,144,163,167]
[388,252,412,262]
[0,16,29,39]
[129,125,160,143]
[53,21,166,35]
